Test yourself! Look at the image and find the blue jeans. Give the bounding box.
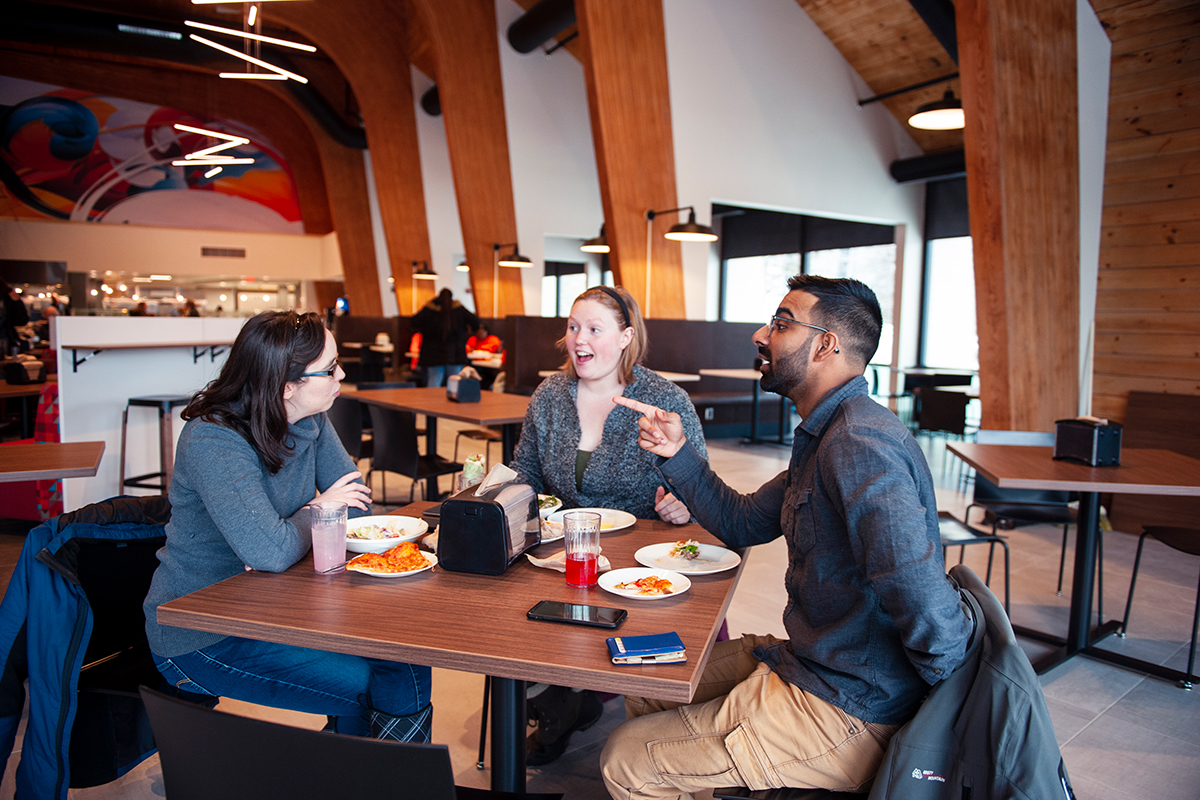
[422,364,462,388]
[153,636,431,737]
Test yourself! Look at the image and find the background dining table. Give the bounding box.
[948,442,1200,684]
[0,440,105,482]
[349,386,530,464]
[158,502,745,793]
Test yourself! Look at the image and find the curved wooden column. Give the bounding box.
[268,0,433,315]
[411,0,522,317]
[957,0,1080,430]
[577,0,685,318]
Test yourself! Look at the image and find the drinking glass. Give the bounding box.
[563,510,601,587]
[310,501,348,573]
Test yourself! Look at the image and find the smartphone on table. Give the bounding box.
[527,600,627,629]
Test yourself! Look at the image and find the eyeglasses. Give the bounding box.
[767,315,829,336]
[300,358,340,379]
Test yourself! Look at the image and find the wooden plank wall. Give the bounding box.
[1091,0,1200,422]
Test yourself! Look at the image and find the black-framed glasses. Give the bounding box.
[767,315,829,336]
[300,358,340,379]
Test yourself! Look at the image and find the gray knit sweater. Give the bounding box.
[144,413,366,657]
[511,365,708,519]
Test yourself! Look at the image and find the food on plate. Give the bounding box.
[615,575,675,596]
[347,519,409,541]
[538,494,561,510]
[347,541,431,575]
[669,540,701,560]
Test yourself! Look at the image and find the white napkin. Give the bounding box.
[526,549,612,573]
[475,462,518,496]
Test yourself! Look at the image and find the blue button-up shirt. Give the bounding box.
[661,376,970,724]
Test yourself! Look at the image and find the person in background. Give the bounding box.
[466,323,502,354]
[510,285,707,765]
[601,275,971,798]
[1,281,30,353]
[32,305,57,342]
[129,301,148,317]
[143,311,434,741]
[412,288,478,388]
[184,299,200,317]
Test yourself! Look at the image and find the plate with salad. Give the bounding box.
[634,540,741,574]
[345,515,429,554]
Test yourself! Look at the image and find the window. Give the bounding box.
[542,261,587,317]
[806,244,896,364]
[922,236,977,370]
[722,253,800,322]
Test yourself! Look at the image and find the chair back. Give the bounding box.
[368,405,422,478]
[140,687,459,800]
[326,397,364,459]
[914,388,969,436]
[1109,391,1200,533]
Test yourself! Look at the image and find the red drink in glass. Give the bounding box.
[566,553,598,587]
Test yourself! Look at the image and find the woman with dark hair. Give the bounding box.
[412,287,478,387]
[510,286,707,764]
[143,311,433,741]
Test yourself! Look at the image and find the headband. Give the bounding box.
[597,286,631,329]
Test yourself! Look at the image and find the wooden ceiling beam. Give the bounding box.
[266,0,435,314]
[957,0,1081,430]
[576,0,686,319]
[410,0,522,318]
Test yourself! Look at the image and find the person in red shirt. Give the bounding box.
[466,324,502,354]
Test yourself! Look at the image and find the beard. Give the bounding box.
[759,330,817,397]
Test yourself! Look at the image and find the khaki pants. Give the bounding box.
[601,635,898,800]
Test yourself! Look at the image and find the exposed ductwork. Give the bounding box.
[906,0,958,65]
[890,150,966,184]
[4,1,368,149]
[506,0,575,54]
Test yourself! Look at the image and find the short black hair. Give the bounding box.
[785,274,882,365]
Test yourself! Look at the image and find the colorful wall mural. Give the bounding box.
[0,77,303,233]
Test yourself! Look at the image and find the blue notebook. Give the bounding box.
[606,632,686,665]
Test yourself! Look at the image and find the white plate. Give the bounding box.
[546,507,637,533]
[634,542,742,575]
[347,551,438,578]
[345,516,429,554]
[598,567,691,600]
[539,517,564,543]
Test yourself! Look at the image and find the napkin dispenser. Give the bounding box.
[446,373,481,403]
[3,360,46,385]
[1054,417,1122,467]
[438,483,540,575]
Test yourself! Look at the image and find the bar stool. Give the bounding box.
[119,395,191,494]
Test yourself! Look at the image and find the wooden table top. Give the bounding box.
[0,381,49,399]
[350,386,530,426]
[947,443,1200,496]
[0,441,106,482]
[698,368,762,381]
[159,505,744,702]
[538,369,700,383]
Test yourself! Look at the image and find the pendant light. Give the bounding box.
[580,224,610,254]
[646,206,718,242]
[908,90,965,131]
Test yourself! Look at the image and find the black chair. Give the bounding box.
[912,387,970,438]
[455,427,503,470]
[327,395,371,462]
[359,347,389,383]
[964,430,1094,612]
[938,511,1010,614]
[1121,525,1200,689]
[140,687,561,800]
[368,404,462,502]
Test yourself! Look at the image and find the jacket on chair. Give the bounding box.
[0,496,170,800]
[868,564,1075,800]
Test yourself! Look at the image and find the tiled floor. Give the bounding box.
[2,424,1198,798]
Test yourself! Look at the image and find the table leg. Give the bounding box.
[489,676,526,793]
[748,381,760,444]
[501,423,518,464]
[1066,492,1103,653]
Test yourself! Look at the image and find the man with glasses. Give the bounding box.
[605,275,971,798]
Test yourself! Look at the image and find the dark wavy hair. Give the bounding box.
[183,311,328,473]
[785,274,883,366]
